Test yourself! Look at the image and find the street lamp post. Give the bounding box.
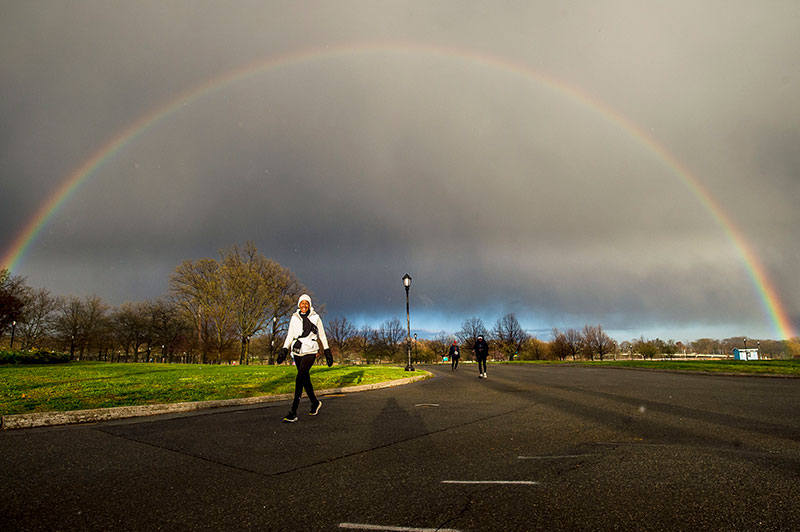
[10,320,16,350]
[403,274,414,371]
[414,333,418,365]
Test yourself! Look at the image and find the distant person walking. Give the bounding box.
[448,340,461,371]
[277,294,333,423]
[473,334,489,378]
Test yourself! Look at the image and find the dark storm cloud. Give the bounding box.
[2,1,799,340]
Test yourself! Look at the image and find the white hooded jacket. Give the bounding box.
[282,294,329,356]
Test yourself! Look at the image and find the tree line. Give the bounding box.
[2,243,799,363]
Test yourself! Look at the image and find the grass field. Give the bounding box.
[0,362,418,416]
[580,358,800,375]
[503,358,800,376]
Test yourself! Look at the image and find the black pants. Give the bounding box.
[476,355,487,374]
[451,356,459,370]
[291,354,318,414]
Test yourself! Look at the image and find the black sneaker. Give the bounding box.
[309,401,322,416]
[283,412,298,423]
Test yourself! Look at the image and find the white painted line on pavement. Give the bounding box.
[518,454,594,459]
[595,441,667,446]
[414,403,440,407]
[441,480,540,485]
[338,523,461,532]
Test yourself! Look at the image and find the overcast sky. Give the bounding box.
[2,1,798,341]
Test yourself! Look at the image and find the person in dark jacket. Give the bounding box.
[276,294,332,422]
[448,340,461,371]
[473,334,489,378]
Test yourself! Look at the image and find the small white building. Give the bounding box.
[733,348,759,361]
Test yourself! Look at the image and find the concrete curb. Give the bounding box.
[1,372,432,431]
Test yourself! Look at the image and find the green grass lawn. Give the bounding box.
[504,358,800,376]
[581,358,800,376]
[0,362,421,416]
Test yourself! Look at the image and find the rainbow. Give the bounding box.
[2,41,794,339]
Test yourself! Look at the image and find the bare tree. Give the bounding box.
[80,295,111,360]
[112,301,150,362]
[429,331,452,363]
[564,328,584,360]
[376,318,405,363]
[583,324,615,361]
[354,324,374,364]
[550,328,571,361]
[328,316,357,363]
[456,317,488,358]
[147,299,191,363]
[52,295,109,360]
[17,287,62,350]
[691,338,722,356]
[53,296,82,358]
[221,242,306,364]
[261,254,308,365]
[1,269,27,343]
[492,313,529,360]
[170,257,236,363]
[94,318,116,361]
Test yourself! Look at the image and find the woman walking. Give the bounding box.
[473,334,489,378]
[277,294,332,423]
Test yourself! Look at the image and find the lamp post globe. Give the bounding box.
[402,274,414,371]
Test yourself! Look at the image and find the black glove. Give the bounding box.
[276,347,288,364]
[324,348,333,367]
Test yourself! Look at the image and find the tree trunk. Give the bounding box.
[240,336,249,365]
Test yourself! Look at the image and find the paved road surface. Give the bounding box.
[2,364,799,531]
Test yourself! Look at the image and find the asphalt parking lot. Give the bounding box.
[2,363,799,531]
